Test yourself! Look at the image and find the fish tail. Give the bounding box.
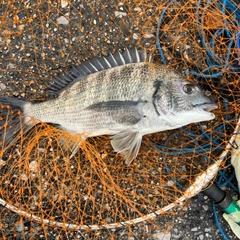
[0,96,32,147]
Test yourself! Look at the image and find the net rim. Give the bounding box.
[0,116,239,231]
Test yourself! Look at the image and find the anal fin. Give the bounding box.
[58,132,85,159]
[110,130,142,165]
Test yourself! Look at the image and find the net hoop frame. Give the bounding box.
[0,117,239,231]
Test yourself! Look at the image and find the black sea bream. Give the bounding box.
[0,48,218,164]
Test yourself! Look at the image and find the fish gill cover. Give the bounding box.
[0,0,239,239]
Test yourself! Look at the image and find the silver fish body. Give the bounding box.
[0,48,218,164]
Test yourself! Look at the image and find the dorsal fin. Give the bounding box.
[47,47,152,95]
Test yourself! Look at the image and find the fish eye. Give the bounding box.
[183,84,196,94]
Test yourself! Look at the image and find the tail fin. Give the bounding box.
[0,96,32,148]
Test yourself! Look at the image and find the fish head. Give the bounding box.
[153,78,218,127]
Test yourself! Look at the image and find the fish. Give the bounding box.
[0,48,218,164]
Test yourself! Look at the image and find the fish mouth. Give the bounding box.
[194,102,218,112]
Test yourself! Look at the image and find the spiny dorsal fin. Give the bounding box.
[47,47,152,95]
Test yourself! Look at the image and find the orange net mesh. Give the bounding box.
[0,0,239,239]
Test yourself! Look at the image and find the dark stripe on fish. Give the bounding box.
[152,80,162,116]
[86,100,141,109]
[152,80,174,115]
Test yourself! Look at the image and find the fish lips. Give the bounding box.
[193,102,218,112]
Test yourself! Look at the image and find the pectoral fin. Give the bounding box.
[86,100,146,125]
[110,131,142,165]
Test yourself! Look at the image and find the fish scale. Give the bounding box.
[0,48,218,164]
